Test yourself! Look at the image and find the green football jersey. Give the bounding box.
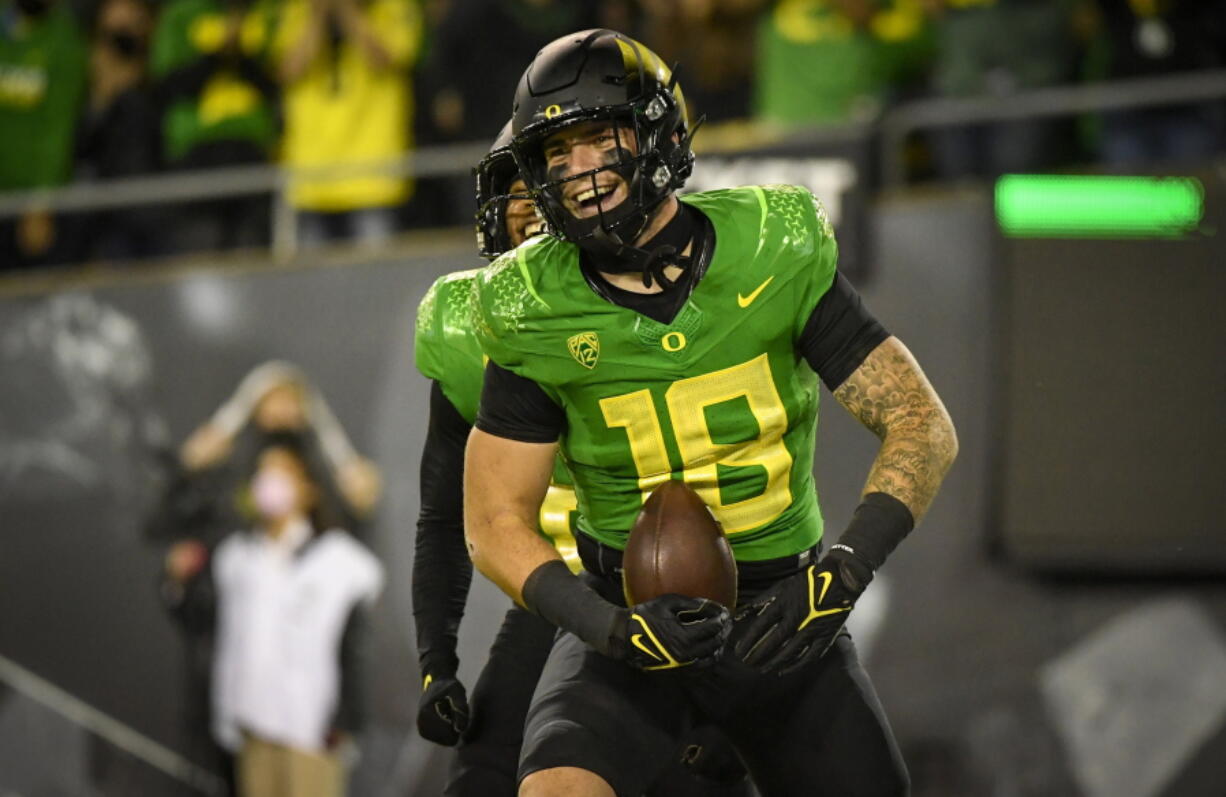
[415,269,581,570]
[473,185,839,562]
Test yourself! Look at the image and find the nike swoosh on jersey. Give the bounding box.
[737,276,775,308]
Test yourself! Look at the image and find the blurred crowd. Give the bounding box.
[2,0,1224,269]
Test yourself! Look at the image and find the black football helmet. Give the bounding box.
[510,29,696,268]
[474,121,536,260]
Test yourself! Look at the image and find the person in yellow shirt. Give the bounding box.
[274,0,421,248]
[151,0,280,254]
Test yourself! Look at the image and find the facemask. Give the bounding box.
[252,469,298,520]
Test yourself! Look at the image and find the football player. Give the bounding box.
[413,124,751,796]
[464,29,958,797]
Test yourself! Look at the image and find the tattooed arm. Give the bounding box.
[730,334,954,671]
[833,336,958,523]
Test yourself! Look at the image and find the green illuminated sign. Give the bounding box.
[995,175,1204,238]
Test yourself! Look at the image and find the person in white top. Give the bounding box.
[166,431,383,797]
[155,363,383,789]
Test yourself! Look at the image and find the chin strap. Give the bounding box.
[585,208,692,289]
[639,245,692,289]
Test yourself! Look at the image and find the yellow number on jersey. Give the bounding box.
[538,483,582,574]
[599,354,794,534]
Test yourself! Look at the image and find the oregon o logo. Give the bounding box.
[545,104,562,119]
[661,332,686,352]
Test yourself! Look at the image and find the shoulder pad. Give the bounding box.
[415,268,479,379]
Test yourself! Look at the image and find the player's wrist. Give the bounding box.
[522,559,623,658]
[419,651,459,681]
[830,492,914,588]
[606,607,633,659]
[823,549,873,595]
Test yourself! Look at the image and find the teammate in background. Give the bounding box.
[412,125,571,796]
[412,125,751,796]
[464,30,958,797]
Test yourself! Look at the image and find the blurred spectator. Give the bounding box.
[0,0,85,268]
[639,0,768,123]
[149,361,381,788]
[168,360,383,534]
[1089,0,1226,168]
[413,0,613,227]
[150,0,279,253]
[71,0,163,262]
[163,432,384,797]
[422,0,608,143]
[922,0,1087,179]
[754,0,933,127]
[272,0,423,249]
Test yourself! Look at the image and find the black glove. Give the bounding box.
[732,550,871,675]
[416,673,470,746]
[610,594,731,671]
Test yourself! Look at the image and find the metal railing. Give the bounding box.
[0,652,228,795]
[2,68,1224,260]
[0,141,488,261]
[879,67,1226,185]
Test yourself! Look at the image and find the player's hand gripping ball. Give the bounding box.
[613,481,737,671]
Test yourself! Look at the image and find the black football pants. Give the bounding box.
[445,605,752,796]
[518,568,908,797]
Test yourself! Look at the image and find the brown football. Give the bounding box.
[622,480,737,609]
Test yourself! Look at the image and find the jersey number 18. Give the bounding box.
[599,354,794,534]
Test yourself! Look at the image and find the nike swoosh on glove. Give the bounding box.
[612,594,732,671]
[416,674,470,745]
[732,552,869,675]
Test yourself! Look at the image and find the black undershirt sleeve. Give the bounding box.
[474,361,566,443]
[799,272,890,391]
[411,381,474,678]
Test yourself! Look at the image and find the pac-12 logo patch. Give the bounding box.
[567,331,600,369]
